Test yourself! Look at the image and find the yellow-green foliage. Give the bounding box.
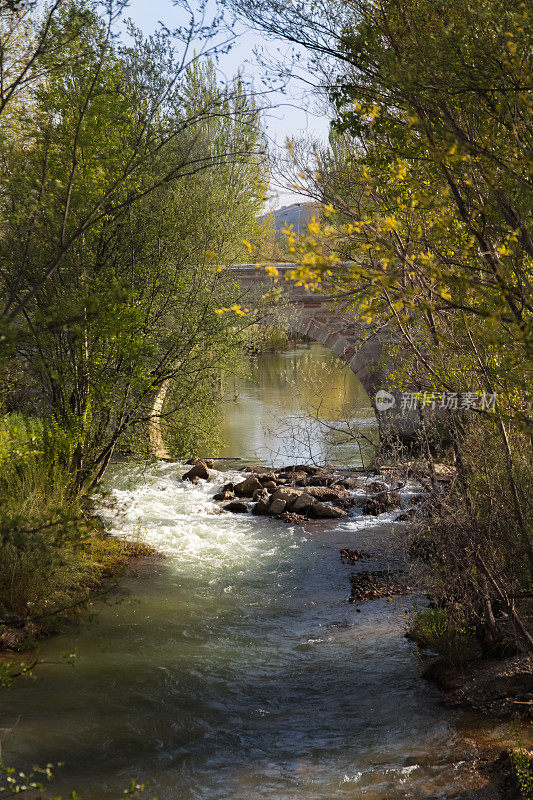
[241,323,292,353]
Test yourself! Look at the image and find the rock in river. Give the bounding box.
[349,570,412,602]
[222,500,249,513]
[258,472,277,484]
[366,480,389,494]
[234,476,263,497]
[252,499,269,515]
[362,491,401,516]
[292,492,316,513]
[268,498,287,515]
[182,460,210,481]
[306,486,348,502]
[270,487,301,507]
[311,501,347,519]
[213,489,234,501]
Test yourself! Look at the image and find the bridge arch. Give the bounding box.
[230,263,418,439]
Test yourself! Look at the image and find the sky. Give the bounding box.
[123,0,331,208]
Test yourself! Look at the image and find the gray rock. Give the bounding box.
[292,492,316,513]
[234,476,263,497]
[268,498,287,515]
[307,475,329,486]
[362,491,401,516]
[252,499,269,515]
[311,501,347,519]
[334,477,359,490]
[366,481,389,494]
[270,487,301,507]
[306,486,347,502]
[258,472,277,484]
[213,489,234,501]
[288,472,308,486]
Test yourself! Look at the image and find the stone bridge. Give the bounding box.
[229,264,417,439]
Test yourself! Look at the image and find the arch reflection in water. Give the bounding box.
[217,342,378,467]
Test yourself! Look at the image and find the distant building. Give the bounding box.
[270,202,320,238]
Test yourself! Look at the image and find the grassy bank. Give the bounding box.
[0,414,155,652]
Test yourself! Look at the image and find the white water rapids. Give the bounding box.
[1,460,507,799]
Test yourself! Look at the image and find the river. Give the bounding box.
[215,343,378,467]
[1,344,508,799]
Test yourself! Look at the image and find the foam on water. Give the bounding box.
[101,462,302,574]
[1,460,499,800]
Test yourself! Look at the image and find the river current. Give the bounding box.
[1,345,507,799]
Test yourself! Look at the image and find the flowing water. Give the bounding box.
[1,345,508,799]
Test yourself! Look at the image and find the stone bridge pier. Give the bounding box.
[229,264,419,441]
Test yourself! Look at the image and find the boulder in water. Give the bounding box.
[334,477,359,490]
[234,476,263,497]
[252,488,269,502]
[306,486,348,502]
[258,472,277,484]
[222,500,249,513]
[213,489,234,501]
[182,460,210,481]
[270,487,301,507]
[287,472,308,486]
[310,501,347,519]
[292,492,316,513]
[307,475,330,487]
[252,499,269,515]
[268,498,287,515]
[366,480,389,494]
[362,491,401,516]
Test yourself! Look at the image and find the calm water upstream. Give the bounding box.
[2,346,507,799]
[216,343,378,467]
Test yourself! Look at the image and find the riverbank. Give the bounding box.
[2,458,530,799]
[0,527,158,655]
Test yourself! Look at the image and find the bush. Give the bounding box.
[407,416,533,656]
[240,323,305,354]
[409,606,478,662]
[0,414,139,646]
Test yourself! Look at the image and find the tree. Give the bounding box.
[1,7,268,488]
[0,0,253,330]
[230,0,533,649]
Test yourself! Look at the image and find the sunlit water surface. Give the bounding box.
[1,346,509,799]
[215,343,378,467]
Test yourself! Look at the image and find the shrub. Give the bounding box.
[0,414,139,644]
[409,606,478,662]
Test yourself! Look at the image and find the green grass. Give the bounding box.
[0,414,154,649]
[409,606,478,662]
